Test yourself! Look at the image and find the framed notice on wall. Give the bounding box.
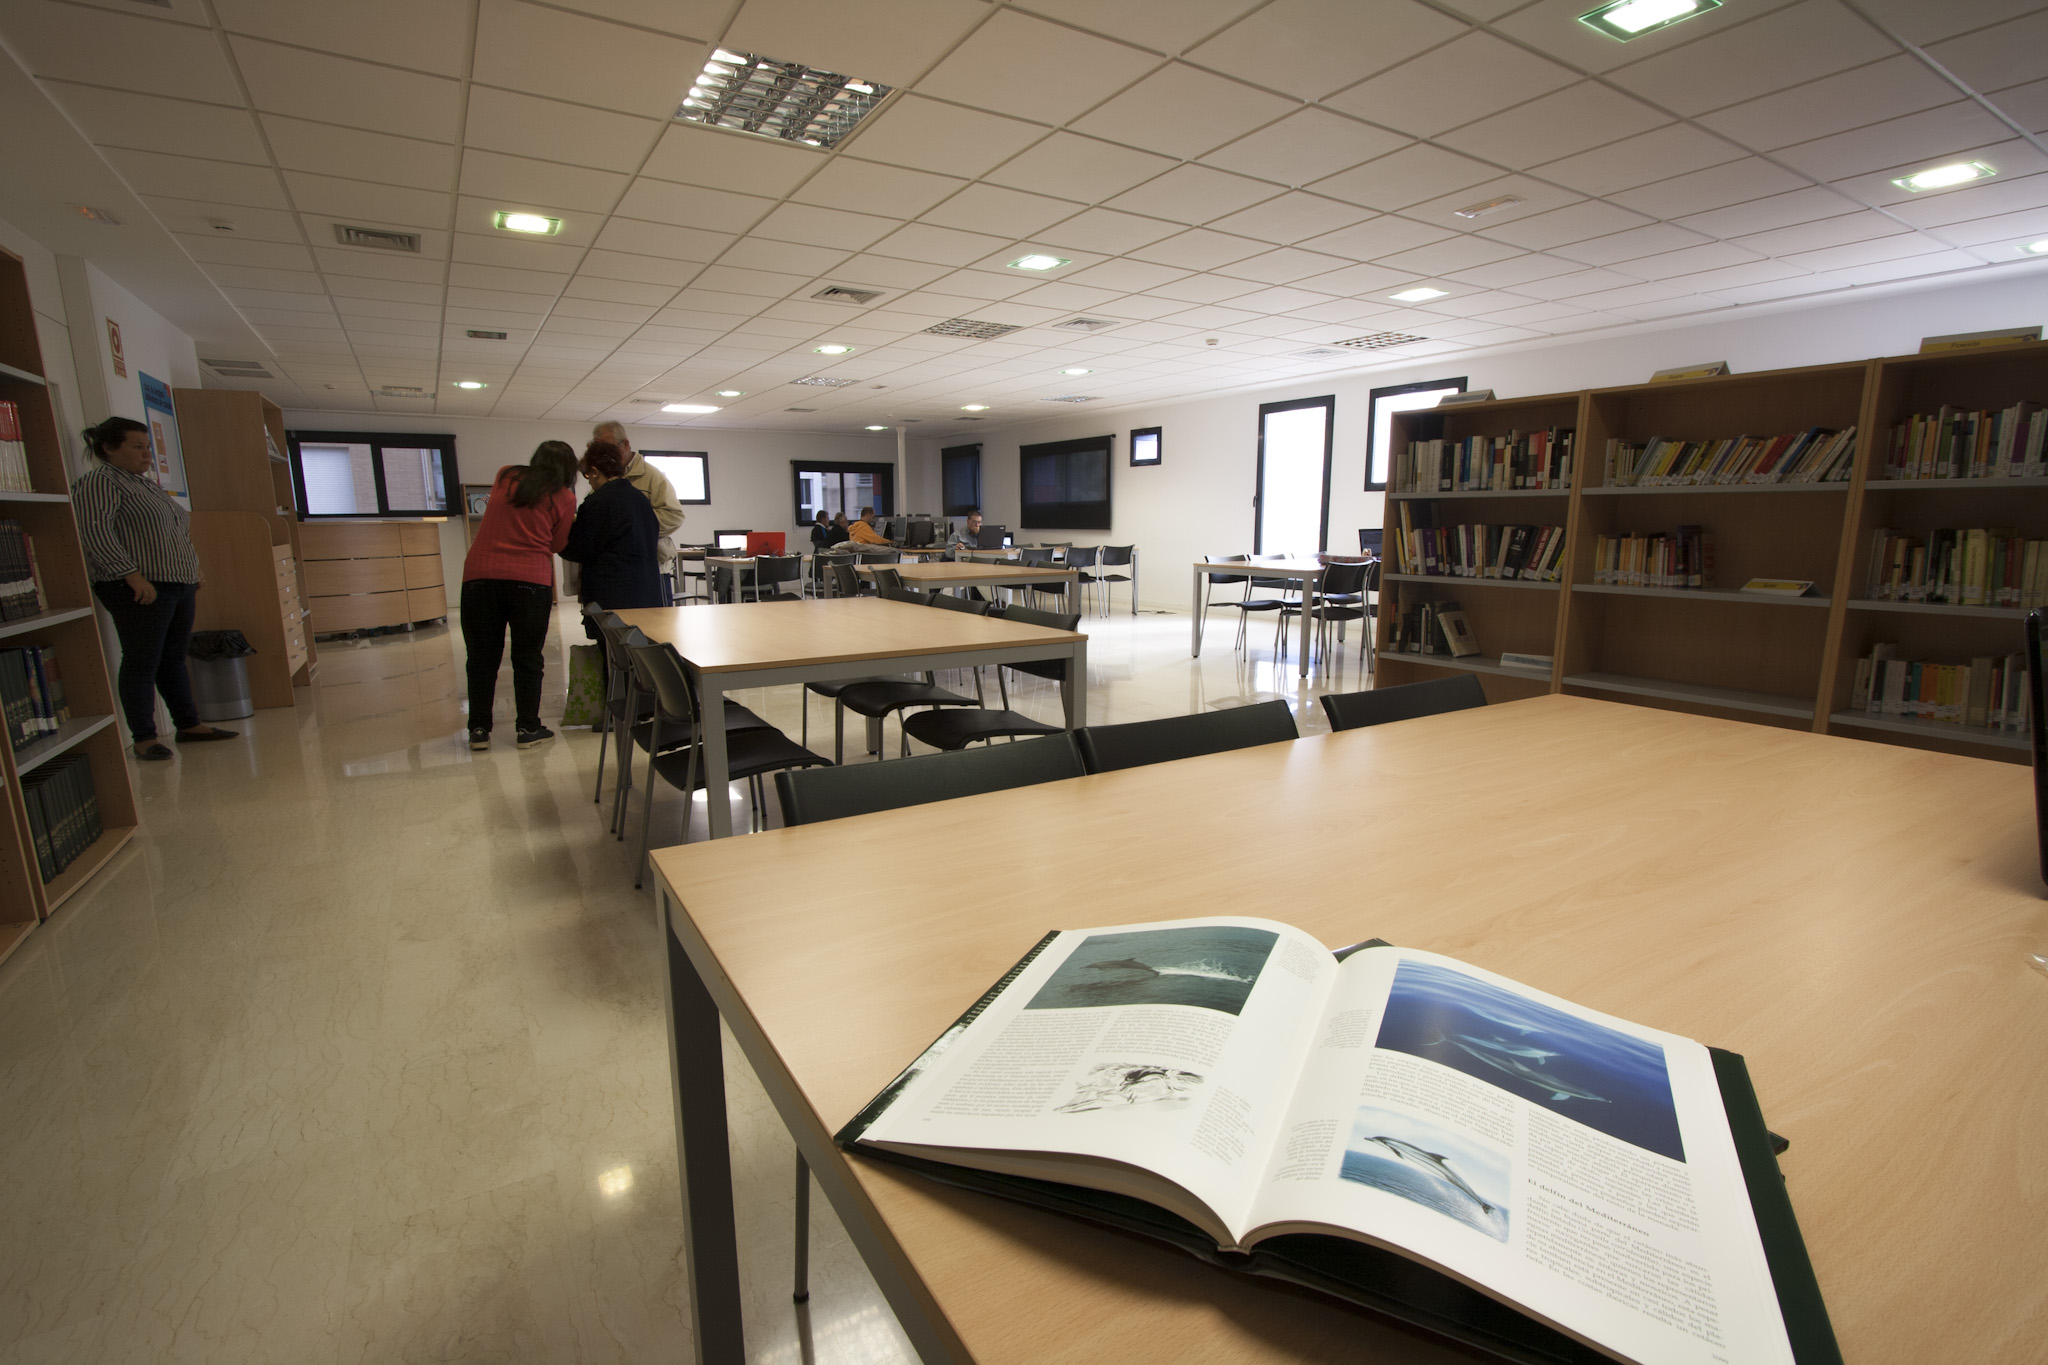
[141,373,189,504]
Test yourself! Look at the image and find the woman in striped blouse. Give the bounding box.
[73,416,236,760]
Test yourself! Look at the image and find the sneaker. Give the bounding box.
[515,724,555,750]
[468,728,490,750]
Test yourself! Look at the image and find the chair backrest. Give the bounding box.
[871,566,903,591]
[879,586,930,605]
[1065,546,1100,569]
[1206,553,1248,586]
[627,641,700,727]
[1099,545,1134,567]
[928,592,990,616]
[757,553,804,585]
[1321,674,1486,732]
[775,734,1084,826]
[1019,547,1055,566]
[991,602,1079,682]
[830,562,860,597]
[1075,699,1298,774]
[857,549,901,565]
[1363,559,1381,592]
[1319,560,1368,595]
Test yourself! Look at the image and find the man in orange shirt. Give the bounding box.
[843,506,896,548]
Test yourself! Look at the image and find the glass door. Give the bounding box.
[1255,396,1334,555]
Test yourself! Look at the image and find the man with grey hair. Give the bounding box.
[592,420,684,563]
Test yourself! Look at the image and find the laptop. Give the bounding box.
[744,531,785,556]
[714,531,748,551]
[1359,528,1385,559]
[975,526,1009,550]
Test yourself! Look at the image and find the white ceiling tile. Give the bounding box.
[1926,204,2048,247]
[1607,0,1895,117]
[1204,192,1374,245]
[841,94,1048,179]
[1068,63,1299,161]
[1987,80,2048,135]
[202,265,325,293]
[1126,229,1272,270]
[923,185,1082,238]
[230,38,463,140]
[282,174,450,231]
[319,248,448,283]
[1527,125,1748,198]
[1922,10,2048,91]
[1443,253,1581,288]
[226,288,333,314]
[1478,299,1591,327]
[1188,0,1466,100]
[446,261,566,294]
[179,235,315,271]
[1035,208,1183,254]
[452,229,587,272]
[1818,248,1985,286]
[1492,0,1804,77]
[1008,0,1265,55]
[464,87,662,175]
[608,179,769,236]
[720,238,850,276]
[1773,103,2014,182]
[750,202,900,250]
[1549,224,1712,266]
[640,124,821,199]
[1729,212,1910,256]
[1060,259,1191,293]
[474,0,701,118]
[147,198,299,243]
[1006,281,1127,311]
[1106,165,1281,224]
[1437,81,1671,169]
[1398,175,1584,231]
[40,84,263,165]
[914,9,1160,125]
[1481,201,1655,249]
[983,132,1176,203]
[1309,144,1498,210]
[448,287,558,315]
[1610,241,1769,281]
[1286,261,1415,296]
[1232,285,1336,315]
[262,117,455,195]
[723,0,990,89]
[660,290,762,319]
[1696,55,1959,154]
[1371,235,1526,275]
[868,222,1014,267]
[214,0,471,75]
[792,158,966,217]
[1200,109,1412,188]
[458,152,628,216]
[1296,216,1452,260]
[591,217,735,262]
[1215,247,1355,284]
[1089,294,1197,319]
[7,3,241,99]
[1609,158,1812,219]
[1674,186,1866,237]
[580,250,706,286]
[1323,32,1576,138]
[828,255,955,290]
[1852,0,2041,44]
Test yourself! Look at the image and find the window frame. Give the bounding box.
[1365,376,1467,491]
[1129,426,1162,467]
[940,443,981,516]
[791,459,895,526]
[286,429,460,519]
[1019,433,1114,531]
[641,450,710,504]
[1253,396,1335,556]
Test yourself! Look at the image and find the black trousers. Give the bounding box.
[461,578,552,731]
[93,578,200,742]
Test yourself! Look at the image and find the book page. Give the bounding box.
[857,916,1339,1242]
[1246,949,1793,1365]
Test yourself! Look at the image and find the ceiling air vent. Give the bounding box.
[955,416,982,422]
[785,407,817,413]
[812,286,883,305]
[466,329,508,340]
[1042,395,1096,403]
[377,385,426,397]
[202,357,273,378]
[790,376,853,387]
[1334,332,1429,349]
[335,224,421,253]
[629,398,665,405]
[923,318,1022,340]
[1294,347,1350,358]
[1053,317,1117,332]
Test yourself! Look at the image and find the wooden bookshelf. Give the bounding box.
[0,245,139,956]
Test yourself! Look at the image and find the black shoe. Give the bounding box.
[468,728,490,751]
[175,727,238,742]
[515,725,554,749]
[134,741,172,761]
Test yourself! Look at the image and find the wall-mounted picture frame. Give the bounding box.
[1130,426,1162,467]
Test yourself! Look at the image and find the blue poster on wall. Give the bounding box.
[138,372,188,505]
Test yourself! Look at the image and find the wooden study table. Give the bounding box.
[1191,557,1325,679]
[856,559,1079,597]
[649,694,2048,1363]
[617,598,1087,838]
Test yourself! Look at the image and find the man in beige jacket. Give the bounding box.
[592,421,684,564]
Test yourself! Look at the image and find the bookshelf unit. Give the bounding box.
[1375,391,1578,703]
[0,246,139,959]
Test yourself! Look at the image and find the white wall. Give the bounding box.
[914,269,2048,610]
[277,409,897,605]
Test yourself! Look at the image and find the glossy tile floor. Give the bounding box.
[0,596,1375,1363]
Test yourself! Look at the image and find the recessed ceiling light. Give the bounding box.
[661,403,720,414]
[1390,286,1448,302]
[453,380,487,390]
[814,344,854,355]
[1059,367,1094,376]
[2022,240,2048,255]
[961,404,990,412]
[865,424,888,431]
[715,389,745,397]
[1006,254,1069,272]
[71,205,121,225]
[1452,195,1525,219]
[1577,0,1720,41]
[1892,161,1995,192]
[677,49,891,150]
[493,211,562,235]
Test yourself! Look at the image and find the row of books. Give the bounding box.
[0,401,30,492]
[20,753,102,885]
[0,519,47,620]
[0,645,70,751]
[1600,427,1857,486]
[1863,527,2048,607]
[1386,598,1478,657]
[1883,402,2045,480]
[1849,643,2031,733]
[1393,427,1574,493]
[1389,515,1567,581]
[1590,526,1716,589]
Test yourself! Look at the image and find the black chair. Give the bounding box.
[878,585,931,605]
[625,642,831,885]
[1297,561,1370,667]
[1061,546,1097,615]
[835,666,985,760]
[1208,554,1287,653]
[1094,545,1136,615]
[1320,674,1485,731]
[871,566,905,592]
[903,602,1078,751]
[775,734,1083,826]
[673,547,714,603]
[588,609,645,808]
[813,552,852,598]
[750,553,804,600]
[829,561,867,598]
[1075,699,1298,774]
[598,615,773,834]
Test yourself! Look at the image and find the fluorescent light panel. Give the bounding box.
[1891,161,1995,192]
[2022,240,2048,255]
[677,49,891,150]
[493,211,561,234]
[1390,286,1447,302]
[662,403,720,413]
[1577,0,1720,40]
[1006,254,1069,272]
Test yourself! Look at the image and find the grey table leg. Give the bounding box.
[1191,565,1205,657]
[1298,572,1314,680]
[1064,636,1089,729]
[698,675,735,838]
[661,887,746,1364]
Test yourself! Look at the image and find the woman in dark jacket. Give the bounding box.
[561,439,662,639]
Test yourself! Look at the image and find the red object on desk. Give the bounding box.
[745,531,785,556]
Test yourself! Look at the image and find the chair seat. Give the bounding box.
[630,700,773,754]
[1233,598,1289,612]
[837,680,981,718]
[649,728,831,789]
[806,674,914,699]
[903,708,1063,751]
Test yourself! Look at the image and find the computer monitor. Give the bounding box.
[714,530,749,551]
[1359,528,1385,559]
[744,531,784,556]
[975,526,1008,550]
[904,519,934,548]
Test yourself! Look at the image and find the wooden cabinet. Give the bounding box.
[173,388,315,708]
[298,519,449,635]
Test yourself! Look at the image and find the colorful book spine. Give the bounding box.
[1884,402,2045,479]
[1601,428,1856,487]
[1396,428,1575,493]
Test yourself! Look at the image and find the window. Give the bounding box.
[1130,426,1161,467]
[941,443,981,515]
[792,460,893,525]
[1020,435,1112,530]
[1255,397,1333,556]
[1366,377,1466,490]
[643,451,709,503]
[288,430,458,518]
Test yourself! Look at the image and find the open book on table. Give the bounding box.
[838,917,1839,1365]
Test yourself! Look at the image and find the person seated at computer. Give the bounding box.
[839,506,895,549]
[808,509,835,550]
[947,509,985,550]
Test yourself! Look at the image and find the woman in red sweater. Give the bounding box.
[461,441,577,751]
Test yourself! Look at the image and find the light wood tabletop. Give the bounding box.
[856,560,1078,588]
[651,693,2047,1363]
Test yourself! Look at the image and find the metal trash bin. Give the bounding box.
[187,631,257,722]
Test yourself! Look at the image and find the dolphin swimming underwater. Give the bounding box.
[1425,1032,1610,1104]
[1467,1004,1547,1036]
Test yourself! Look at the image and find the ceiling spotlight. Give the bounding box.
[1577,0,1720,41]
[814,343,854,355]
[493,211,562,234]
[716,389,744,397]
[2022,240,2048,255]
[1006,254,1070,272]
[961,404,990,412]
[452,380,487,390]
[661,403,720,414]
[1059,367,1094,376]
[865,424,888,431]
[1453,195,1526,219]
[1891,161,1995,192]
[1390,286,1449,302]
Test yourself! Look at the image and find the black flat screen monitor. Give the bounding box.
[1020,436,1112,530]
[1359,528,1385,559]
[904,519,934,548]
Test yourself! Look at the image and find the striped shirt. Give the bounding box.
[72,461,202,584]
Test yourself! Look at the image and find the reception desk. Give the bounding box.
[298,520,448,634]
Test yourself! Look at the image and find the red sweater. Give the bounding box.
[462,467,574,585]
